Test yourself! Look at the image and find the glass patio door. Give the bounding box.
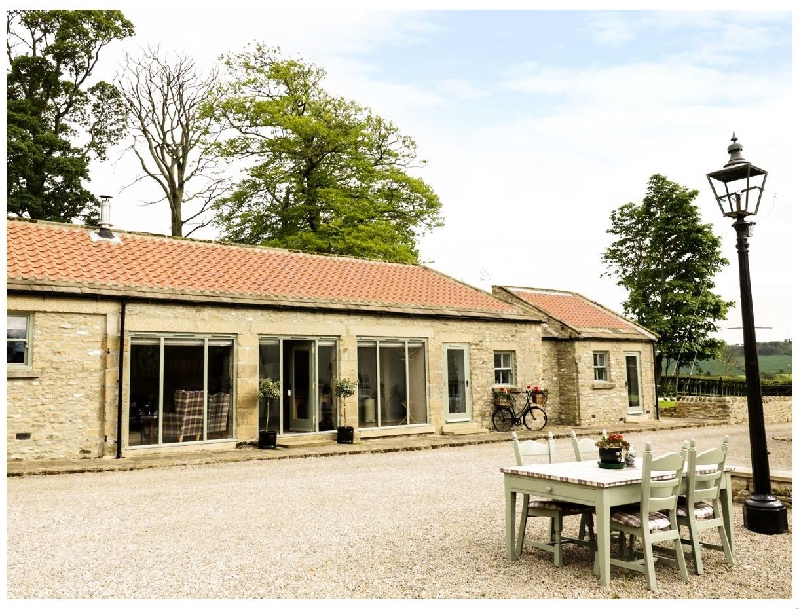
[625,352,643,414]
[287,341,315,432]
[445,344,471,422]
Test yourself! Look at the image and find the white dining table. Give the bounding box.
[500,459,734,588]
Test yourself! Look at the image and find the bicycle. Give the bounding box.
[492,387,548,432]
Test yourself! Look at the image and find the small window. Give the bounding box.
[494,351,515,385]
[593,351,609,381]
[7,314,31,366]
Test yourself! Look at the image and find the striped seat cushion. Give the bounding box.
[528,499,592,515]
[610,509,672,531]
[675,501,715,520]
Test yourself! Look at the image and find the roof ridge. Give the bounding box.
[7,219,534,318]
[6,218,423,269]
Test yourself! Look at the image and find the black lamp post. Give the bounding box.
[706,133,788,534]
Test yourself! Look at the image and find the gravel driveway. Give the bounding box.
[6,423,792,599]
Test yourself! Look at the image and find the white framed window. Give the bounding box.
[494,351,515,385]
[7,313,31,366]
[593,351,609,381]
[357,338,428,428]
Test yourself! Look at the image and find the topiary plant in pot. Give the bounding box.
[334,377,357,444]
[258,377,280,449]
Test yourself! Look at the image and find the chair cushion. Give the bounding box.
[528,499,592,515]
[610,509,672,531]
[675,501,715,520]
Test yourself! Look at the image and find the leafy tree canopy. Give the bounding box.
[602,174,733,380]
[207,44,443,263]
[6,10,134,224]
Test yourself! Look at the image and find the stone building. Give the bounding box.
[492,286,658,426]
[6,219,655,462]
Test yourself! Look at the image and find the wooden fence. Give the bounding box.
[659,375,792,398]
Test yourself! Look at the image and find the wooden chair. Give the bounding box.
[675,436,735,575]
[607,441,690,592]
[208,392,231,436]
[511,431,595,566]
[164,390,204,442]
[568,429,604,544]
[570,428,605,462]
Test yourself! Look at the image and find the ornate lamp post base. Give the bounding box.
[743,495,788,534]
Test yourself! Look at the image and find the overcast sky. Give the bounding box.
[24,2,794,347]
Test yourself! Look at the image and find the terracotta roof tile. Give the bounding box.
[505,287,638,331]
[7,220,521,316]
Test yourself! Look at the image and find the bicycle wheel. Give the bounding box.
[492,407,515,432]
[523,406,547,431]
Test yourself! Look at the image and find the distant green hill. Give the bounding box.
[663,340,792,377]
[692,354,792,376]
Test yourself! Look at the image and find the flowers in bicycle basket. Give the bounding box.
[492,387,513,404]
[526,385,549,399]
[596,431,630,450]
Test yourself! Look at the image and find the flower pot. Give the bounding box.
[336,426,354,444]
[598,446,623,464]
[258,429,277,449]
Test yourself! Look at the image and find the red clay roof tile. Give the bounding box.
[505,287,637,331]
[7,220,521,315]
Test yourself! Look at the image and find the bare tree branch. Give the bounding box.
[117,45,230,236]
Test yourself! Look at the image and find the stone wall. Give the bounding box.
[660,395,792,424]
[542,340,574,425]
[7,297,119,461]
[730,468,792,507]
[573,340,657,426]
[7,294,542,461]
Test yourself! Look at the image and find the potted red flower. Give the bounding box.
[596,431,630,466]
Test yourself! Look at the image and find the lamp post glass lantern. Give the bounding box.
[706,133,787,534]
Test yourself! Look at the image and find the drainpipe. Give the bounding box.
[116,300,127,458]
[652,343,660,420]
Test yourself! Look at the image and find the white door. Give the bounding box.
[625,352,643,415]
[444,344,471,422]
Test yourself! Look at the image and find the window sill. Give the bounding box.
[7,368,40,379]
[592,381,615,390]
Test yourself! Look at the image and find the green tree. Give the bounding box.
[209,44,442,263]
[719,342,744,376]
[602,174,733,384]
[6,10,134,223]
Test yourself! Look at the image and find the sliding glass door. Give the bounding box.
[128,334,234,447]
[259,337,337,434]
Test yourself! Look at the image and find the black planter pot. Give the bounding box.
[598,446,623,463]
[336,426,354,444]
[258,429,277,449]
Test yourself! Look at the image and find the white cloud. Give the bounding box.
[585,11,637,46]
